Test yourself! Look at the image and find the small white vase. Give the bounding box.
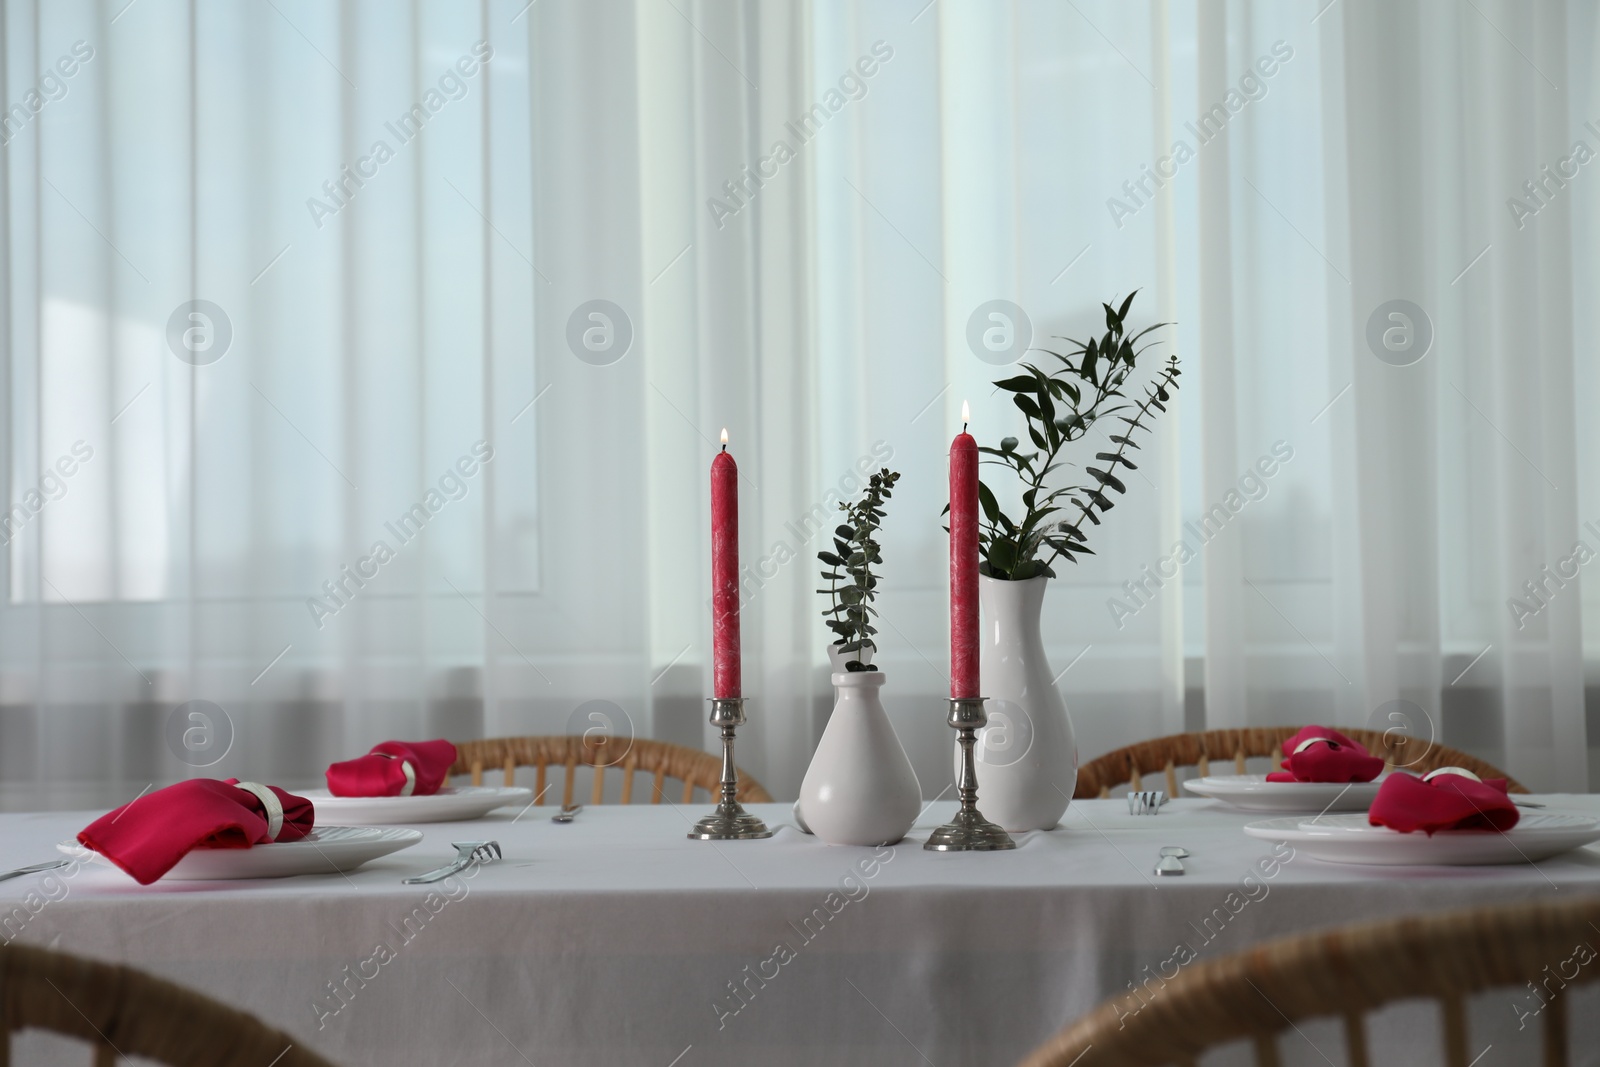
[798,671,921,846]
[969,575,1078,831]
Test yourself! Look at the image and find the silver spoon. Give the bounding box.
[551,804,583,824]
[1156,845,1188,877]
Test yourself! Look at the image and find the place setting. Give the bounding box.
[48,739,526,886]
[1177,727,1600,868]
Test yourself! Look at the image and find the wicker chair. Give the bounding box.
[0,942,338,1066]
[449,735,772,809]
[1073,726,1526,799]
[1017,895,1600,1067]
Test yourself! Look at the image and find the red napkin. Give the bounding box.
[78,779,314,885]
[1368,771,1519,834]
[1265,726,1385,783]
[325,739,457,798]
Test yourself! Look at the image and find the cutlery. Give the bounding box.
[1513,798,1546,809]
[1128,790,1166,816]
[0,858,71,883]
[1155,846,1188,877]
[402,840,501,885]
[551,804,583,824]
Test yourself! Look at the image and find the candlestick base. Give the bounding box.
[926,696,1017,852]
[924,807,1016,851]
[689,697,774,842]
[689,802,775,841]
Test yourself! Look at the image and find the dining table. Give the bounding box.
[5,795,1600,1066]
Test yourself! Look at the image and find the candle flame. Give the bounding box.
[720,427,729,448]
[961,400,970,424]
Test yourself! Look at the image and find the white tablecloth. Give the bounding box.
[5,797,1600,1066]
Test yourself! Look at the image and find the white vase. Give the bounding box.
[797,671,921,846]
[796,645,866,834]
[969,575,1078,831]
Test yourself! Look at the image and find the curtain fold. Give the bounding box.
[2,0,1595,809]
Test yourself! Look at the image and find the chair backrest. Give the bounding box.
[0,942,338,1067]
[1073,726,1526,799]
[1017,896,1600,1067]
[449,735,772,808]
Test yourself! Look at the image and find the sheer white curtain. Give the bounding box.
[3,0,1595,810]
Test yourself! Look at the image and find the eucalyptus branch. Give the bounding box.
[818,469,901,671]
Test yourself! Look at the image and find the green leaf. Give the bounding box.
[992,374,1037,392]
[989,537,1019,575]
[818,551,843,567]
[1118,290,1137,321]
[976,480,1002,525]
[1087,467,1126,493]
[1013,392,1042,420]
[1096,451,1138,470]
[1001,436,1019,453]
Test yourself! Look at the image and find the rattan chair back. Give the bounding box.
[0,942,338,1066]
[450,735,772,808]
[1018,896,1600,1067]
[1074,726,1525,799]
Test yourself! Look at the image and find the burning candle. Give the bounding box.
[711,429,741,698]
[949,401,980,699]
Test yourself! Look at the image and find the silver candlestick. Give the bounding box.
[925,696,1016,851]
[689,697,773,840]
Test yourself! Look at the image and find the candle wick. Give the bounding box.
[962,422,968,433]
[720,444,727,453]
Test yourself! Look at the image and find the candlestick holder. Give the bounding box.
[925,696,1016,851]
[689,697,774,840]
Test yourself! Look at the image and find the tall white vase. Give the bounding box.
[798,671,921,846]
[972,575,1077,831]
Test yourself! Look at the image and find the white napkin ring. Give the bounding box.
[1292,737,1336,755]
[374,753,418,796]
[1423,766,1482,784]
[232,781,284,841]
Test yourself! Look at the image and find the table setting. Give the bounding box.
[5,304,1599,1066]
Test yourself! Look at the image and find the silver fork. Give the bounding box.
[1128,790,1167,816]
[551,804,583,824]
[0,858,71,884]
[402,841,501,885]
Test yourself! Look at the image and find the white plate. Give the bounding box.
[1243,813,1600,866]
[300,786,532,824]
[1182,774,1385,813]
[59,826,423,881]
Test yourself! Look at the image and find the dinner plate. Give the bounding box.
[1182,774,1384,813]
[1243,813,1600,866]
[58,826,423,881]
[299,786,532,824]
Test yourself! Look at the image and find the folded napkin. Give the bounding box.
[1367,768,1519,834]
[78,779,315,885]
[1265,726,1385,783]
[325,739,457,798]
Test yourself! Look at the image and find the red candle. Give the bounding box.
[950,402,980,698]
[711,429,741,698]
